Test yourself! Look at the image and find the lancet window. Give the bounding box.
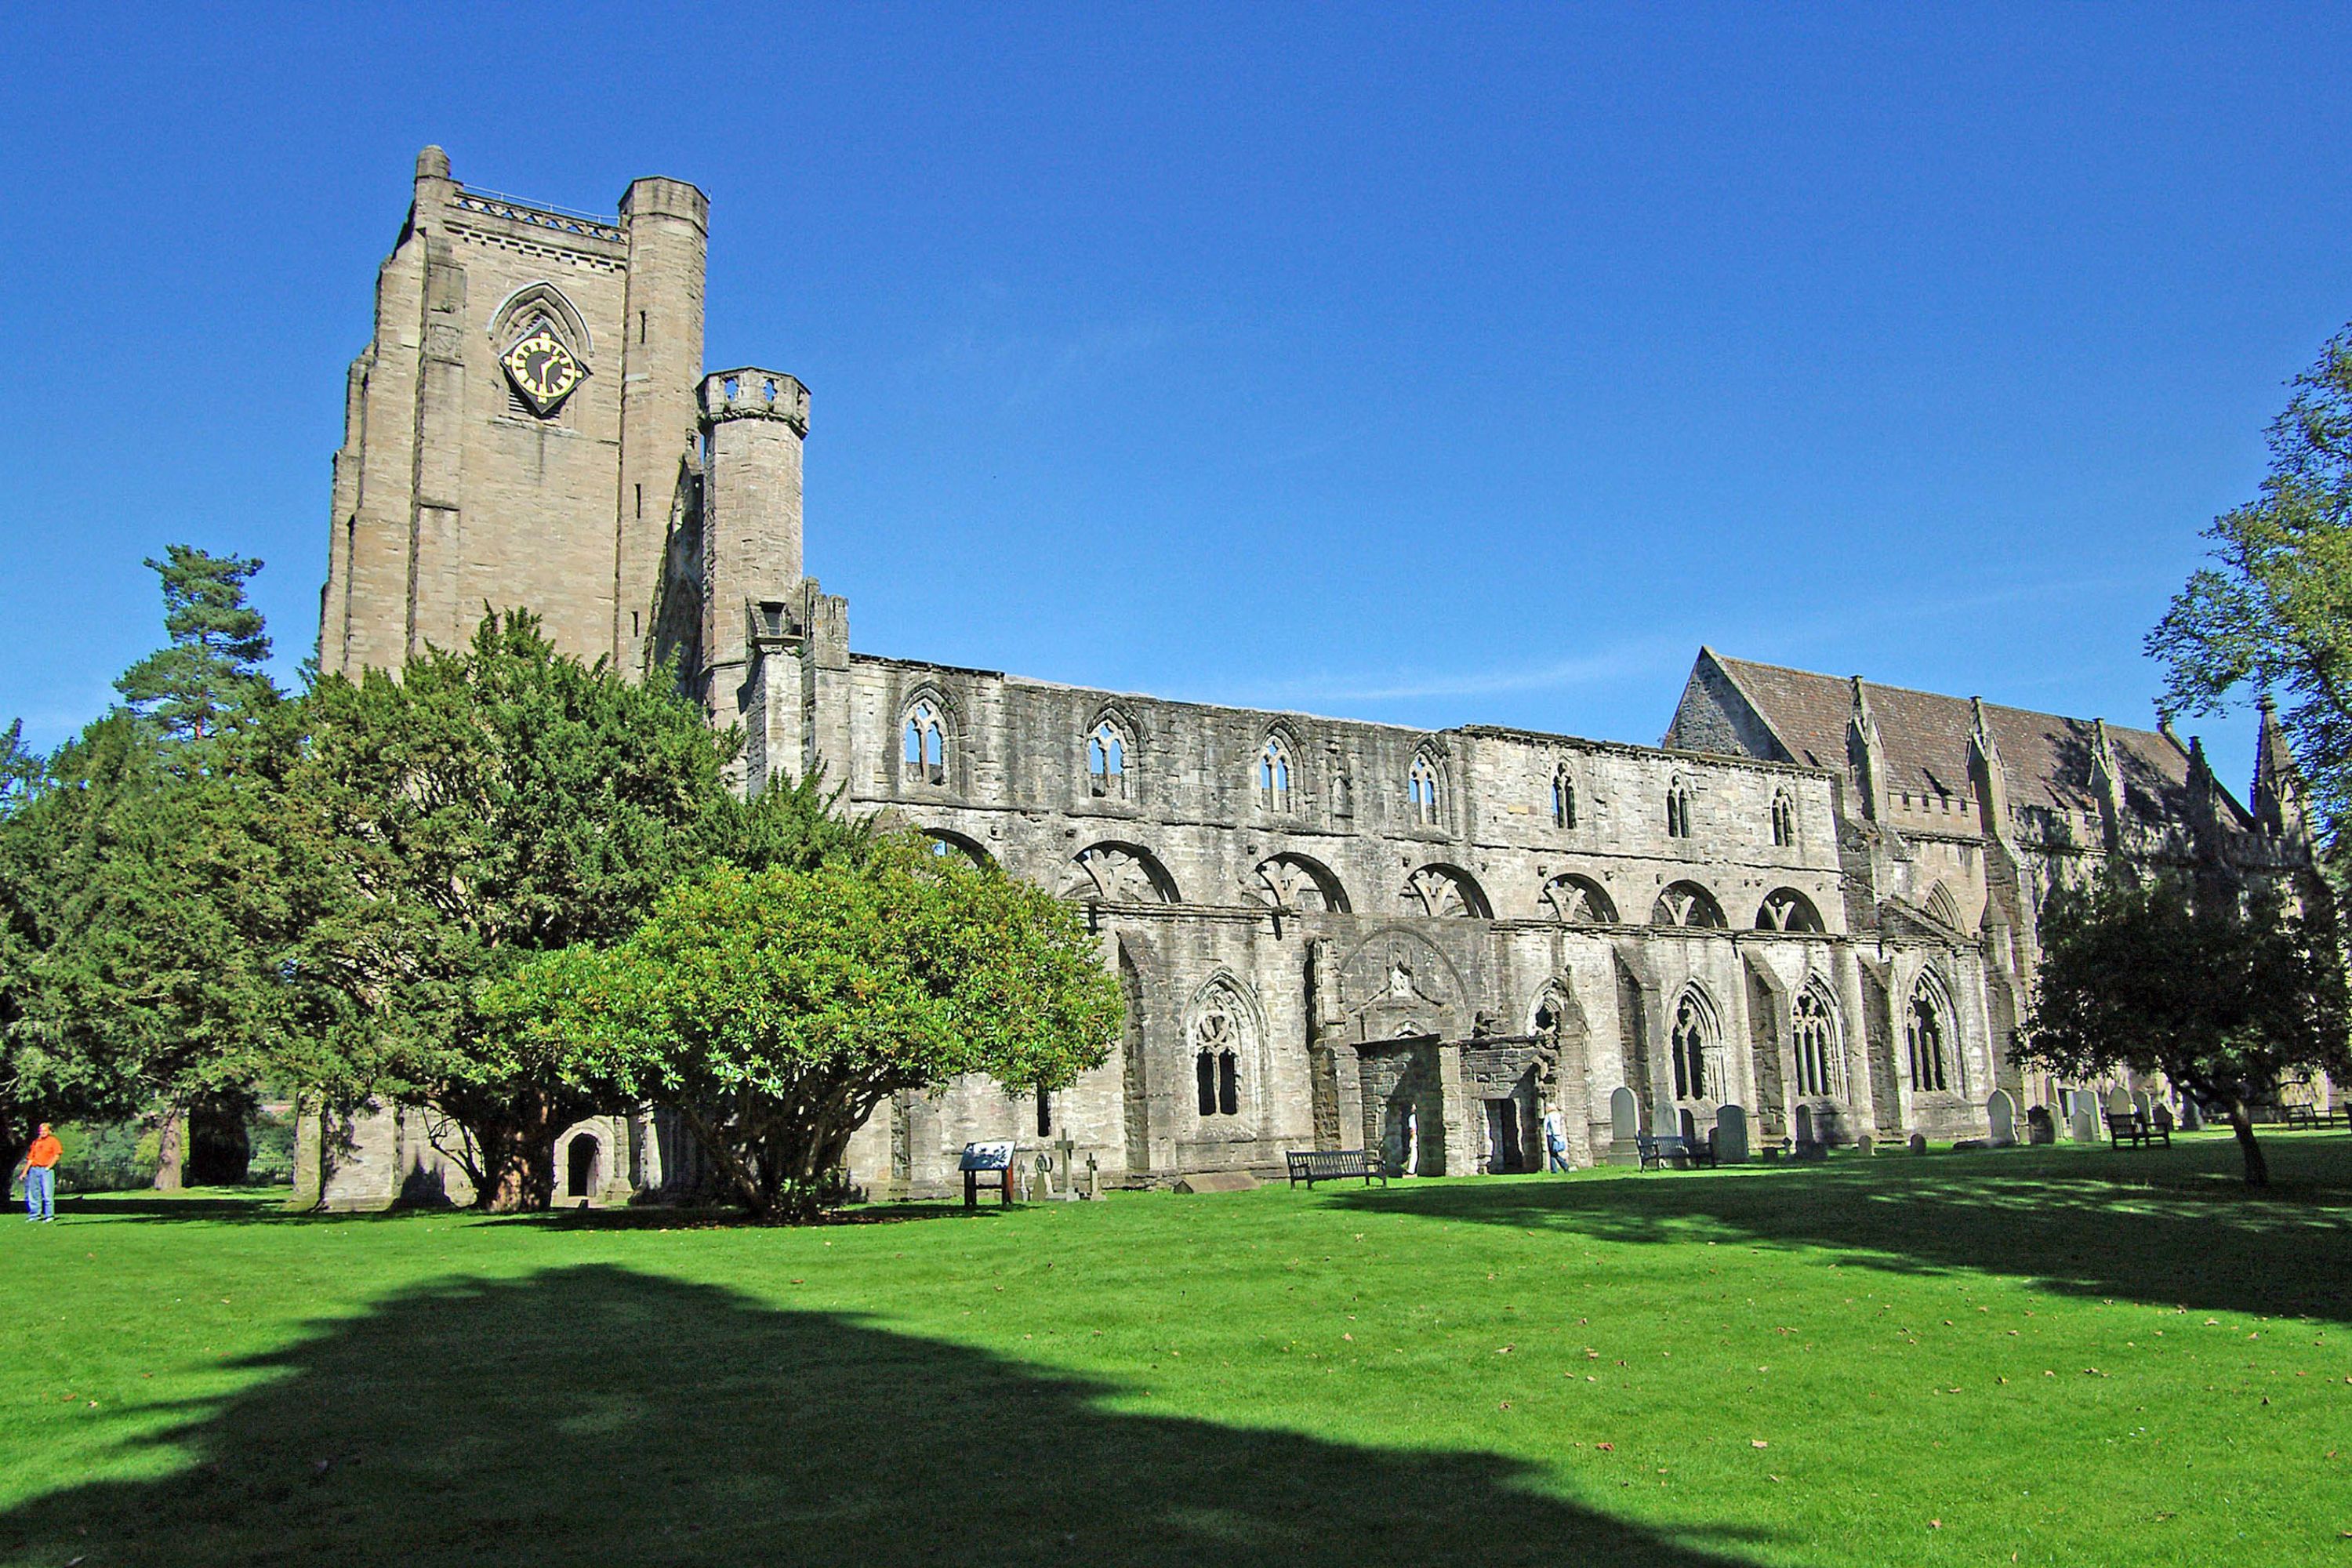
[902,699,947,786]
[1791,980,1842,1098]
[1408,750,1444,826]
[1771,790,1796,848]
[1258,735,1294,814]
[1907,971,1954,1093]
[1552,765,1578,829]
[1670,988,1721,1102]
[1667,778,1694,838]
[1087,718,1131,800]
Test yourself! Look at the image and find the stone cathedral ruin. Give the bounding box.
[296,150,2321,1207]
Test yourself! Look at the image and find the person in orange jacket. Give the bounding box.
[18,1125,60,1223]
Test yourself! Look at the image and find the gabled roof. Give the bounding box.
[1703,651,2251,829]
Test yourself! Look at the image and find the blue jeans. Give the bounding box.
[23,1166,52,1221]
[1547,1141,1570,1172]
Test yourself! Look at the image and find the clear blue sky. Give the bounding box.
[5,4,2348,797]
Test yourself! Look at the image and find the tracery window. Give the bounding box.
[1540,873,1617,924]
[1650,880,1727,928]
[1666,778,1693,839]
[1402,864,1490,918]
[1408,750,1444,826]
[1087,718,1130,800]
[1907,971,1953,1093]
[1771,790,1796,848]
[1756,887,1824,932]
[1258,735,1294,813]
[1670,988,1720,1102]
[902,699,947,786]
[1791,979,1843,1098]
[1192,982,1250,1119]
[1552,765,1578,829]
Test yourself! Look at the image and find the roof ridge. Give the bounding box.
[1713,652,2170,744]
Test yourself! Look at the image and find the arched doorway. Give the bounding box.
[564,1134,601,1200]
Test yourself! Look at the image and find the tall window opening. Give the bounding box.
[1792,980,1842,1097]
[1258,735,1294,813]
[1671,989,1718,1101]
[1907,973,1952,1093]
[902,699,946,786]
[1408,750,1444,826]
[1087,719,1129,799]
[1036,1085,1052,1137]
[1667,779,1693,838]
[1192,986,1250,1119]
[1552,765,1577,829]
[1771,790,1796,847]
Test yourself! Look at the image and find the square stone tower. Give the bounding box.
[318,147,708,677]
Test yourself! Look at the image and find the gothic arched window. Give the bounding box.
[1771,789,1796,848]
[1540,873,1617,924]
[902,699,947,786]
[1087,718,1130,800]
[1667,778,1694,839]
[1552,765,1578,829]
[1757,887,1825,932]
[1258,735,1294,814]
[1907,971,1953,1093]
[1791,978,1842,1098]
[1650,880,1727,929]
[1408,750,1444,826]
[1670,987,1720,1102]
[1191,979,1254,1120]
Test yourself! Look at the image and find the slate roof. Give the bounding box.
[1703,651,2250,829]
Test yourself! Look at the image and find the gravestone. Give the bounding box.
[2152,1103,2175,1138]
[1985,1090,2016,1147]
[2133,1091,2155,1127]
[1715,1104,1750,1163]
[1608,1087,1641,1165]
[2180,1098,2205,1132]
[1793,1104,1823,1160]
[2106,1086,2135,1116]
[2070,1105,2101,1144]
[1855,1134,1875,1156]
[1174,1171,1259,1194]
[1907,1132,1928,1156]
[2026,1105,2055,1144]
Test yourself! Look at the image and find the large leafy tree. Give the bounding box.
[486,845,1123,1221]
[2015,874,2349,1185]
[2149,325,2352,843]
[285,611,737,1210]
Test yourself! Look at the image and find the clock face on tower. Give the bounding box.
[500,326,583,416]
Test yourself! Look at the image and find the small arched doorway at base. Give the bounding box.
[564,1134,600,1200]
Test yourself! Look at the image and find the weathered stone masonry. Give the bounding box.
[295,151,2319,1207]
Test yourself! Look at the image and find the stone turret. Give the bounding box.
[2252,695,2310,845]
[1846,677,1888,823]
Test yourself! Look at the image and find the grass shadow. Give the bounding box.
[0,1265,1776,1568]
[1330,1134,2352,1323]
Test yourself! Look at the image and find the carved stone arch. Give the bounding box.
[1402,862,1491,919]
[1923,880,1965,931]
[1755,886,1825,932]
[1906,962,1958,1096]
[1085,704,1141,801]
[1256,723,1308,813]
[894,680,962,791]
[1065,841,1181,905]
[1541,872,1618,924]
[1668,981,1727,1103]
[1652,880,1727,928]
[1406,737,1452,829]
[1791,970,1846,1100]
[488,280,595,358]
[920,827,994,869]
[1185,969,1268,1127]
[1334,925,1470,1042]
[1250,852,1351,913]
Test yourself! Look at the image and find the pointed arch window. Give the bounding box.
[1408,750,1445,827]
[1552,765,1578,829]
[1192,982,1250,1119]
[1791,979,1843,1098]
[1087,718,1131,800]
[1257,735,1294,813]
[1907,972,1953,1093]
[1670,988,1721,1102]
[1667,778,1694,838]
[902,699,947,786]
[1771,789,1797,848]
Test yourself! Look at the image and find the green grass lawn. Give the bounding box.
[1,1133,2347,1567]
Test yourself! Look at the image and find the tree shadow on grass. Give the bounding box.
[0,1265,1773,1568]
[1330,1136,2352,1324]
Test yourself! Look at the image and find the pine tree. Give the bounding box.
[113,546,278,746]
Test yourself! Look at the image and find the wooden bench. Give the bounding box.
[1285,1149,1388,1189]
[2282,1103,2347,1131]
[1635,1133,1717,1171]
[1685,1131,1719,1168]
[2104,1112,2170,1149]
